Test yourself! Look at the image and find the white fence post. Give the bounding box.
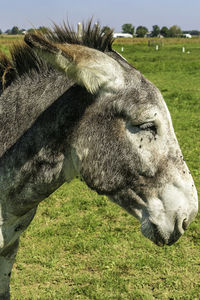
[77,22,82,38]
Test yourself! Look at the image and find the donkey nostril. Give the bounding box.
[182,218,188,231]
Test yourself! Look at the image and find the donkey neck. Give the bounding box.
[0,82,93,214]
[0,70,75,158]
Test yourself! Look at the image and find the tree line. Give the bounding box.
[1,24,200,38]
[121,24,200,37]
[0,26,49,35]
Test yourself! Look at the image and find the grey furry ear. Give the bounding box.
[25,33,124,94]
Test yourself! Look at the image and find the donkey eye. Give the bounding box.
[139,122,157,135]
[125,120,157,136]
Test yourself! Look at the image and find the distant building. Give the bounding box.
[182,33,192,38]
[113,32,133,38]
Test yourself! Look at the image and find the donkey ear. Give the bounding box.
[24,34,124,94]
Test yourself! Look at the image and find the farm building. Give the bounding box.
[113,32,133,38]
[182,33,192,38]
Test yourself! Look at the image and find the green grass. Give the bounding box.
[0,37,200,299]
[0,35,23,56]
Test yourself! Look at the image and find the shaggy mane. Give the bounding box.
[0,20,114,90]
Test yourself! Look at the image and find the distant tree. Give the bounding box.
[0,29,2,35]
[151,25,160,37]
[122,23,135,35]
[169,25,182,37]
[5,29,11,35]
[190,30,200,36]
[38,26,49,34]
[11,26,20,35]
[102,26,112,34]
[27,28,35,33]
[160,26,169,37]
[136,26,148,37]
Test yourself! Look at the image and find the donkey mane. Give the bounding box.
[0,20,114,91]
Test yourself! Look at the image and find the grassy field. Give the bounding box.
[1,36,200,299]
[0,35,23,56]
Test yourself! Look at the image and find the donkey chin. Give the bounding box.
[139,192,198,246]
[140,216,186,246]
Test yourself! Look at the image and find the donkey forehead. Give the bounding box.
[109,76,168,121]
[126,75,164,107]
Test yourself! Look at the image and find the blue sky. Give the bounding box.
[0,0,200,32]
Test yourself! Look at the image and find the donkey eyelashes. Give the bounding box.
[126,120,157,136]
[139,122,154,129]
[139,122,157,135]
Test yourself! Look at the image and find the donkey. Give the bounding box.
[0,21,198,299]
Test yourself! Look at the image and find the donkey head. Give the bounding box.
[25,33,198,246]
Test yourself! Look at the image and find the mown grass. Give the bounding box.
[0,36,200,299]
[0,35,23,56]
[114,37,200,45]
